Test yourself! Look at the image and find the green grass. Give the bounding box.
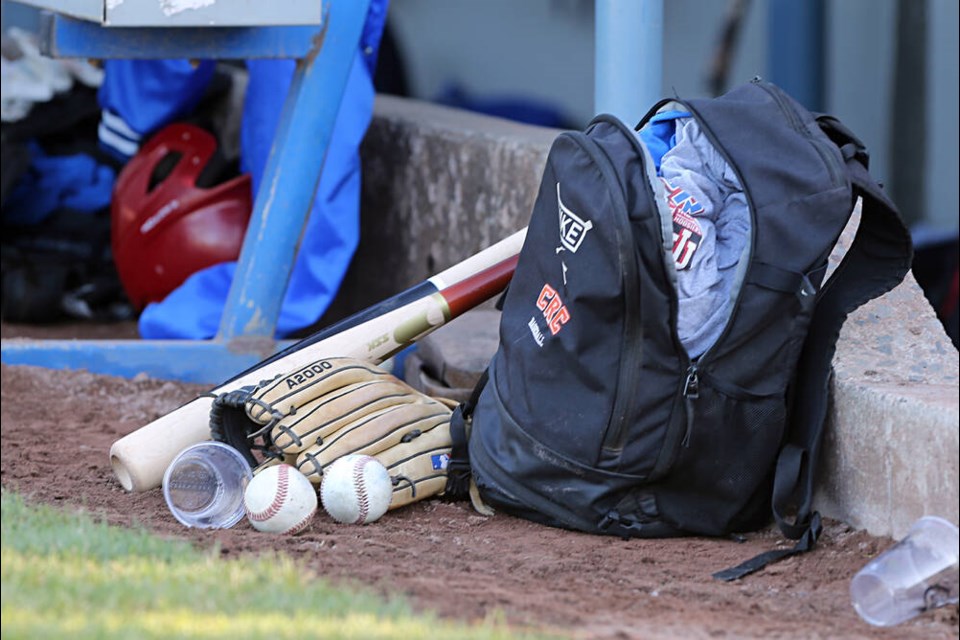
[1,490,557,640]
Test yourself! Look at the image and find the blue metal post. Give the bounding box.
[768,0,824,111]
[217,0,371,340]
[595,0,663,125]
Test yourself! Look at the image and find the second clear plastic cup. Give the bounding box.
[162,441,253,529]
[850,515,959,627]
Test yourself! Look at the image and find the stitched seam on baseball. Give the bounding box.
[248,465,289,522]
[353,456,372,524]
[282,509,314,535]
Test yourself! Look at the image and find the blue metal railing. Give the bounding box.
[1,1,369,383]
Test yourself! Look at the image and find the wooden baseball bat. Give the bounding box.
[109,231,524,493]
[221,228,526,386]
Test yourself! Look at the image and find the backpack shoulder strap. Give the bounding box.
[715,115,913,581]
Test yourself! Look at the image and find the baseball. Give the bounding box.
[321,454,393,525]
[243,463,318,535]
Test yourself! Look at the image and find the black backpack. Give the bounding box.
[446,79,913,579]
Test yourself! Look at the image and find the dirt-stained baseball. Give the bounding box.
[321,454,393,525]
[243,463,318,535]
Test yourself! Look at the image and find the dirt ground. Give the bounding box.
[1,324,958,640]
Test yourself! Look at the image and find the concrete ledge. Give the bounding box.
[819,272,960,538]
[345,95,959,539]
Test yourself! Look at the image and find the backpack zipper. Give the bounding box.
[681,363,699,447]
[751,78,845,188]
[626,110,698,473]
[564,124,644,455]
[658,100,756,452]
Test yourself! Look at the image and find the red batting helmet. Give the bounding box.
[111,122,252,310]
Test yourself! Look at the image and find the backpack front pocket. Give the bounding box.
[652,381,788,535]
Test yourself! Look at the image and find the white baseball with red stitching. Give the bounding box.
[321,454,393,525]
[243,463,318,535]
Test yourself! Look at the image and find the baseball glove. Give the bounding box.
[210,356,480,512]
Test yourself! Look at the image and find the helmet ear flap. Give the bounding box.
[111,122,252,310]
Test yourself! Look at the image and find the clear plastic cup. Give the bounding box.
[850,516,959,627]
[162,441,253,529]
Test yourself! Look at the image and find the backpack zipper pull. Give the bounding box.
[682,365,699,447]
[683,366,700,399]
